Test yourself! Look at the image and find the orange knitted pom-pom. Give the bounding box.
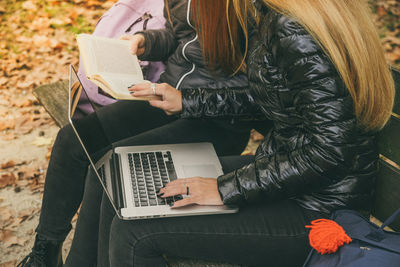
[305,219,352,255]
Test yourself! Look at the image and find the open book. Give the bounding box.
[77,34,158,100]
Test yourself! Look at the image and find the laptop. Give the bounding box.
[68,65,238,220]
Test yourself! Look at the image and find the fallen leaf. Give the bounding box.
[0,98,10,106]
[86,0,103,8]
[0,260,18,267]
[49,18,65,26]
[1,160,16,169]
[0,206,16,227]
[17,207,40,224]
[31,17,51,31]
[17,80,36,90]
[0,76,7,86]
[16,179,29,187]
[31,137,54,147]
[17,164,42,180]
[46,147,52,160]
[0,119,16,131]
[0,173,16,188]
[387,47,400,62]
[21,0,37,11]
[2,133,17,141]
[101,1,115,9]
[377,6,387,17]
[0,229,27,247]
[14,115,34,135]
[12,98,33,108]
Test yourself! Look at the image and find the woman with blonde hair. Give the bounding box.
[94,0,395,266]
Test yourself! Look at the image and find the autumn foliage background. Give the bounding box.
[0,0,399,265]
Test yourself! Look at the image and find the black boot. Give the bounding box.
[17,235,63,267]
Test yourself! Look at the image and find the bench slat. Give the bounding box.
[372,159,400,231]
[378,115,400,166]
[166,257,239,267]
[33,80,69,128]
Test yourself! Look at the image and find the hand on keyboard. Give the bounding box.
[157,177,224,208]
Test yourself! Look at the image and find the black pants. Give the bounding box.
[67,156,328,267]
[36,100,252,243]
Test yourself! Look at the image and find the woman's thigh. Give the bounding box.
[59,100,174,163]
[109,199,326,267]
[113,118,250,156]
[89,100,175,145]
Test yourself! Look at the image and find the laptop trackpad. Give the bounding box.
[182,164,219,178]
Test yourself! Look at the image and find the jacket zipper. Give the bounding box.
[175,0,198,90]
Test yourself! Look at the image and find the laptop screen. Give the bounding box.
[68,65,119,211]
[68,65,111,156]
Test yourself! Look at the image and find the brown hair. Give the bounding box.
[190,0,248,75]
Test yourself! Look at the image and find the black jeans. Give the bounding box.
[36,100,251,243]
[88,156,328,267]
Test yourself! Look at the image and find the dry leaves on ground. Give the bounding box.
[0,0,118,191]
[370,0,400,67]
[0,1,116,259]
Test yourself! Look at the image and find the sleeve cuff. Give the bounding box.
[134,31,154,61]
[217,171,244,205]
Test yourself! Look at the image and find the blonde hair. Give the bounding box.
[231,0,395,130]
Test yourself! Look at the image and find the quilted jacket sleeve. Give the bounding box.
[137,8,178,62]
[180,87,264,119]
[218,16,360,205]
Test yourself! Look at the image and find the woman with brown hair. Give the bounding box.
[19,0,264,266]
[96,0,395,266]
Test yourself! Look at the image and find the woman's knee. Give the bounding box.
[109,218,138,266]
[55,124,76,146]
[55,124,85,151]
[109,218,135,254]
[109,218,164,266]
[52,124,85,160]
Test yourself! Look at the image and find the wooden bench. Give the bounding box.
[33,68,400,266]
[373,67,400,232]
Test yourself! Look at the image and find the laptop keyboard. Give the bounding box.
[128,151,183,207]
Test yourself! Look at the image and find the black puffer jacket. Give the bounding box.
[181,2,378,214]
[139,0,249,91]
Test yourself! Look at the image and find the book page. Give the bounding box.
[99,73,147,98]
[77,34,143,79]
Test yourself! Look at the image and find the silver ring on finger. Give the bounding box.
[151,83,156,95]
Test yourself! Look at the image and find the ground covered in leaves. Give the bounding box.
[0,0,399,266]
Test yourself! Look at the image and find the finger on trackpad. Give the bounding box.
[182,164,218,178]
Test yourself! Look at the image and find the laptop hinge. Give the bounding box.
[111,151,127,209]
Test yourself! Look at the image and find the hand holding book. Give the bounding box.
[119,34,146,56]
[130,83,182,115]
[76,34,159,101]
